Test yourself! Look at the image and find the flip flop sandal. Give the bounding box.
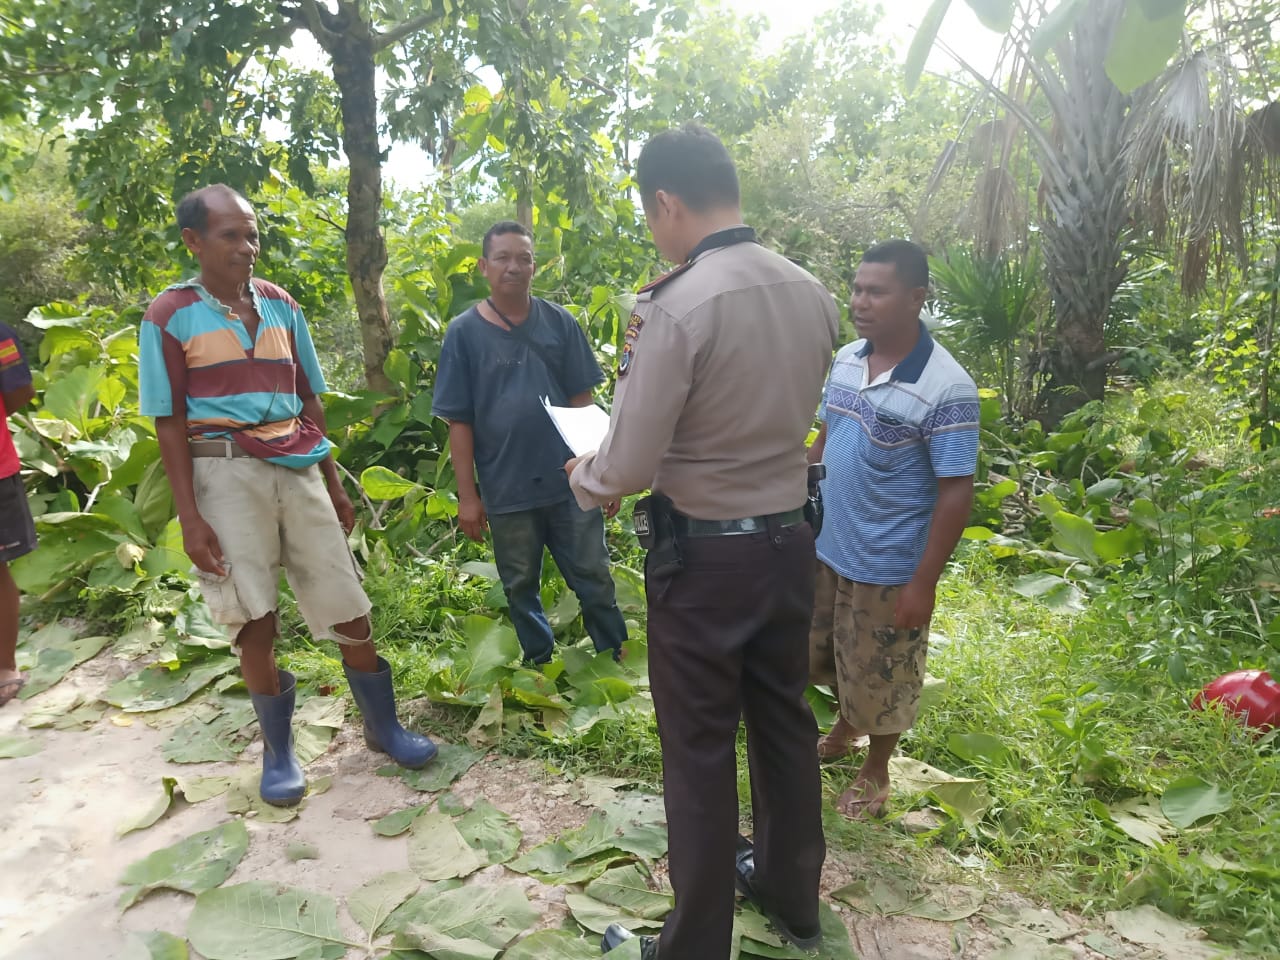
[0,675,26,707]
[837,784,890,821]
[816,731,866,762]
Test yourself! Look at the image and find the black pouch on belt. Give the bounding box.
[634,493,683,575]
[805,462,827,535]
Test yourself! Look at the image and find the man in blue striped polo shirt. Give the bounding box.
[808,240,978,820]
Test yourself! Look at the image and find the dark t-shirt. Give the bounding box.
[432,298,605,514]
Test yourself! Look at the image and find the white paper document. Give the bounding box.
[542,397,611,457]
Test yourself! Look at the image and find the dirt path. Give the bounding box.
[0,652,1230,960]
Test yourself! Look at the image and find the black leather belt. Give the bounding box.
[189,438,252,458]
[671,507,806,538]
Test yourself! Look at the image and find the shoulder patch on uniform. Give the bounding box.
[0,337,19,368]
[637,260,694,295]
[618,313,644,377]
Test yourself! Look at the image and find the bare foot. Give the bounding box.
[836,778,890,821]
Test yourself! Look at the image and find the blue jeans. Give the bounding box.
[487,499,629,663]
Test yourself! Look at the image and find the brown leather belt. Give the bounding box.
[189,438,252,459]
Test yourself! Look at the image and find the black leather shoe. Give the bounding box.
[601,922,658,958]
[734,835,823,951]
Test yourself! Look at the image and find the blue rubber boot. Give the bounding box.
[344,657,438,769]
[249,669,306,807]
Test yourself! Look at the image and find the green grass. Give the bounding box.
[905,548,1280,952]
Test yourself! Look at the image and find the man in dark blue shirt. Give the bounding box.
[433,221,628,664]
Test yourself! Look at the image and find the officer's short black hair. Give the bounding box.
[176,184,250,235]
[482,220,533,258]
[636,123,740,213]
[861,239,929,291]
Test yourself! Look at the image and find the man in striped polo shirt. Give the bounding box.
[808,240,978,820]
[139,184,436,807]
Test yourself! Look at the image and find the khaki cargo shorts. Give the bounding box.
[192,457,371,646]
[809,560,929,735]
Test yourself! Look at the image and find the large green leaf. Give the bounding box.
[21,688,107,730]
[964,0,1014,31]
[224,769,326,823]
[584,864,673,920]
[17,624,111,699]
[10,527,119,593]
[346,870,420,936]
[173,602,233,650]
[161,700,256,763]
[93,492,149,543]
[360,465,421,500]
[1104,0,1185,93]
[41,363,104,428]
[293,696,346,764]
[104,658,238,712]
[464,684,505,748]
[1160,776,1233,828]
[381,741,486,792]
[1049,510,1099,562]
[456,615,520,692]
[122,930,190,960]
[176,774,235,803]
[1104,905,1217,957]
[454,799,522,866]
[566,794,669,863]
[143,516,191,577]
[407,810,485,880]
[134,459,176,541]
[502,930,600,960]
[118,820,250,910]
[115,618,170,659]
[1094,525,1143,563]
[372,803,431,837]
[507,839,577,877]
[812,902,858,960]
[904,0,953,91]
[903,884,985,921]
[1102,796,1174,847]
[1011,573,1085,612]
[386,883,540,955]
[947,731,1011,766]
[564,893,664,935]
[118,777,180,836]
[831,876,916,916]
[0,733,41,758]
[1029,1,1086,60]
[396,925,495,959]
[187,882,353,960]
[888,757,992,825]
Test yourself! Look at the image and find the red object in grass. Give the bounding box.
[1193,670,1280,731]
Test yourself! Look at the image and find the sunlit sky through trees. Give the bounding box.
[272,0,1005,189]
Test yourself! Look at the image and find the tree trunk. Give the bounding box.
[309,11,395,393]
[1035,1,1131,426]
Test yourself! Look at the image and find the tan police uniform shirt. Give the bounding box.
[569,235,840,520]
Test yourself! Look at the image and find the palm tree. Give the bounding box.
[911,0,1280,424]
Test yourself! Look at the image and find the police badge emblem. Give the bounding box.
[618,313,644,376]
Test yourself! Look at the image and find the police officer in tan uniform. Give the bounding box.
[566,124,840,959]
